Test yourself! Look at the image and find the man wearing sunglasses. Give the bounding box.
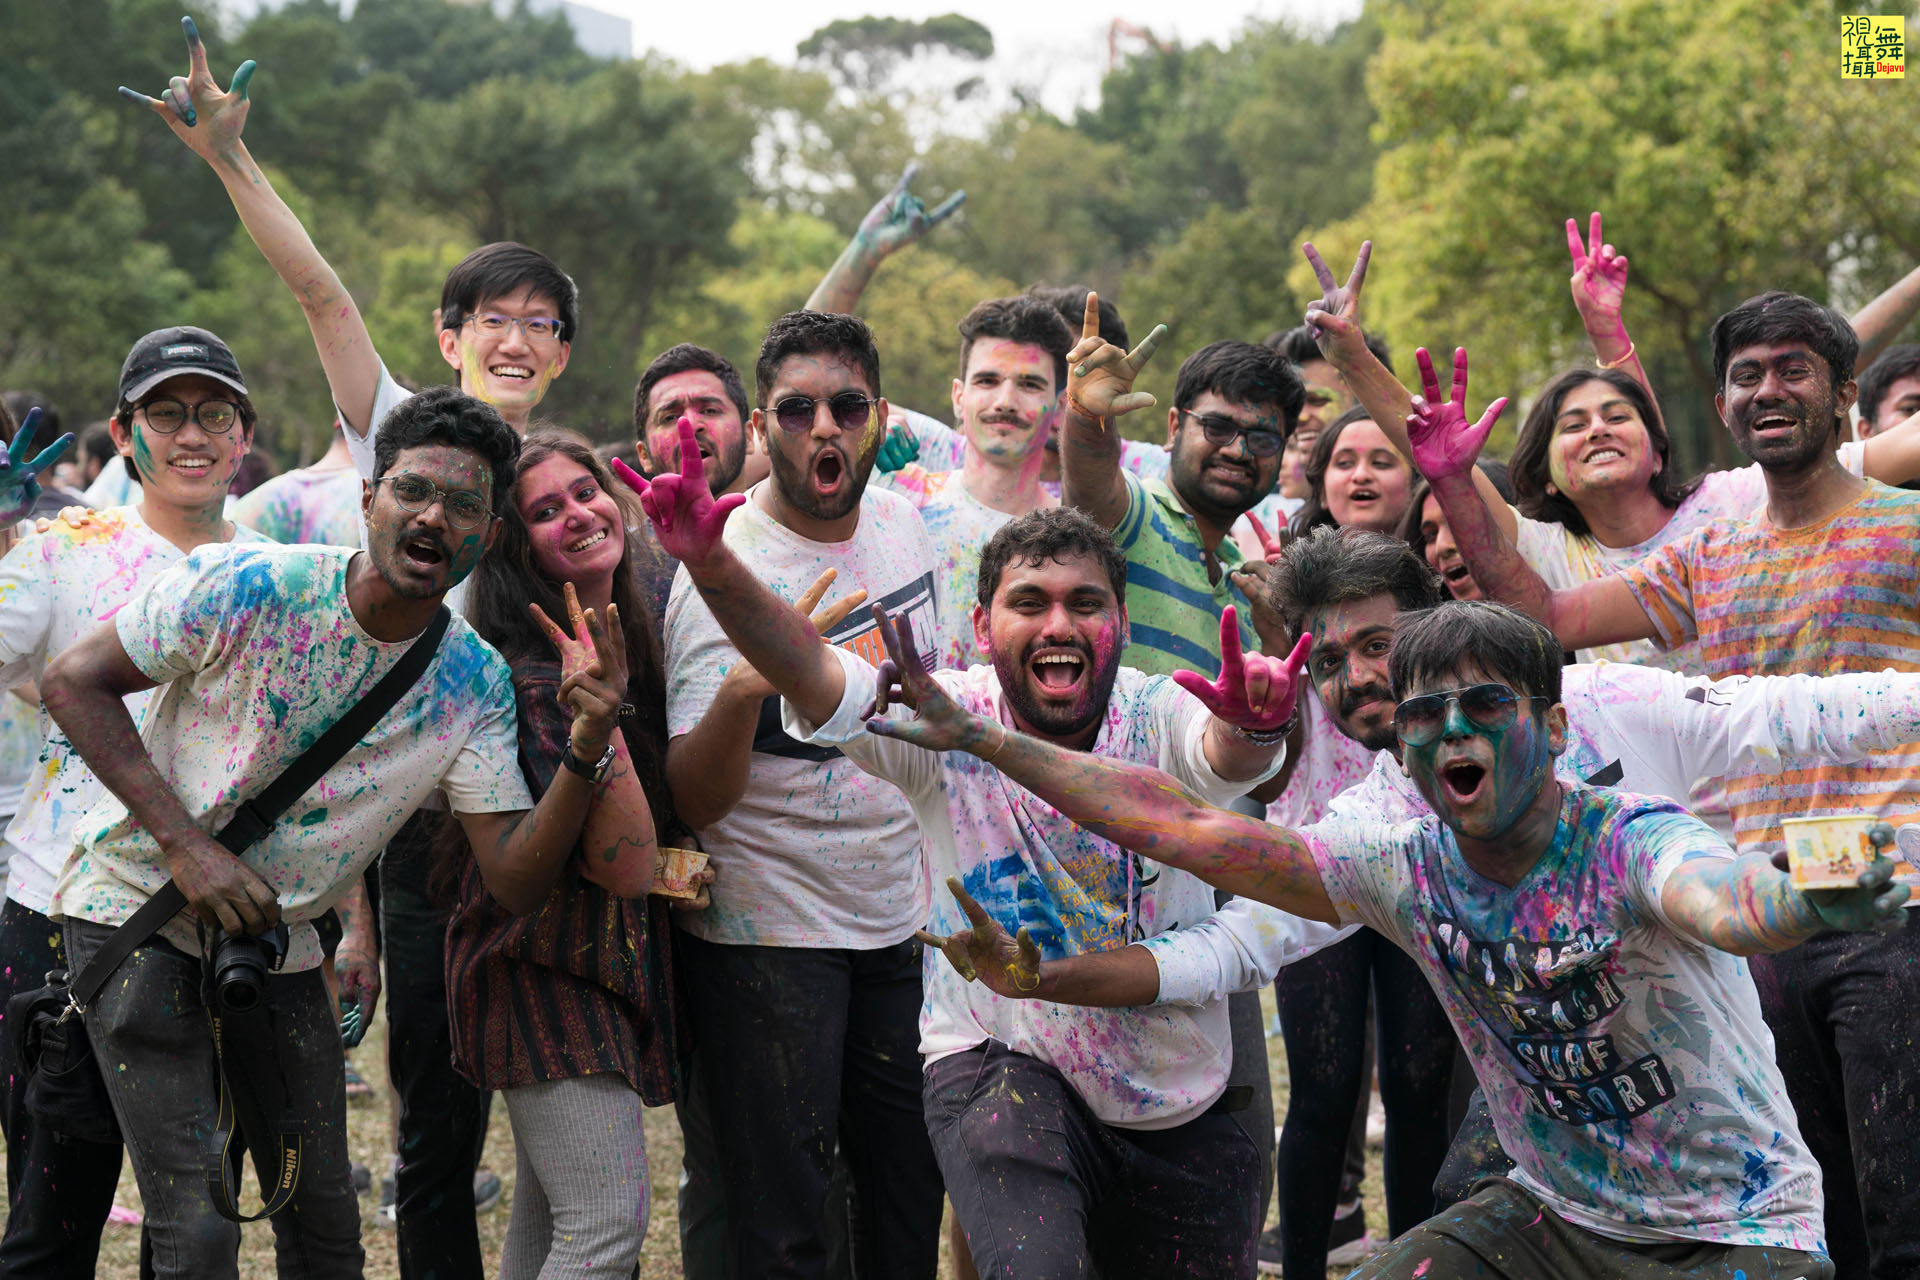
[661,311,945,1277]
[864,582,1903,1280]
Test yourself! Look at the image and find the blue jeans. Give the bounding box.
[64,918,362,1280]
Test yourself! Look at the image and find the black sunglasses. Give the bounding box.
[770,392,877,434]
[1392,682,1548,747]
[1179,410,1284,458]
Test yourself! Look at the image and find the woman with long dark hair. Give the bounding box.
[442,429,687,1279]
[1287,405,1415,540]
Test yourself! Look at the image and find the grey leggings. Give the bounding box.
[499,1073,650,1279]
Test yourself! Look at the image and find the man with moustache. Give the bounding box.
[1416,292,1920,1275]
[660,311,945,1278]
[639,414,1305,1276]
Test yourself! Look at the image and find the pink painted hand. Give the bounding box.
[1566,211,1629,333]
[1406,347,1508,482]
[1172,607,1311,732]
[915,877,1043,996]
[1245,510,1288,564]
[614,418,744,572]
[1301,240,1372,356]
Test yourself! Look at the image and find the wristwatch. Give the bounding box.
[563,740,617,784]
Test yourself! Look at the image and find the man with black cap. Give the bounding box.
[0,327,304,1274]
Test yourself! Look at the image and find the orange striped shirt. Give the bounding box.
[1619,482,1920,851]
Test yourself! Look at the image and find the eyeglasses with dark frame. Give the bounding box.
[1178,409,1285,458]
[137,398,241,436]
[768,392,878,434]
[375,475,493,530]
[1392,682,1550,747]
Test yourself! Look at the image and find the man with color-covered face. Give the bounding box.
[638,420,1304,1274]
[659,311,945,1277]
[0,327,278,1274]
[858,592,1903,1280]
[38,388,639,1278]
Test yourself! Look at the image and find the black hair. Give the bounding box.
[1269,524,1440,640]
[634,343,750,434]
[1026,284,1129,350]
[1399,465,1516,591]
[755,311,883,407]
[1289,405,1414,538]
[370,386,522,518]
[439,242,581,344]
[956,296,1076,394]
[1507,367,1702,538]
[1710,291,1858,399]
[1265,324,1395,377]
[1173,340,1307,448]
[1389,600,1563,703]
[76,420,116,469]
[113,385,260,483]
[1857,343,1920,428]
[977,507,1127,609]
[1,391,58,443]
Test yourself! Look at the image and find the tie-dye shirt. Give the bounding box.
[884,465,1036,670]
[49,545,531,971]
[1305,784,1822,1250]
[229,464,364,547]
[786,655,1280,1129]
[664,484,938,948]
[0,508,268,914]
[892,408,1169,485]
[1619,480,1920,853]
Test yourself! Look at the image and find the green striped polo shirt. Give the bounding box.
[1111,473,1256,678]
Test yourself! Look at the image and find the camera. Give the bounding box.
[209,923,291,1013]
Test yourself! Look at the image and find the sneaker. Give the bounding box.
[351,1162,372,1195]
[1326,1199,1375,1267]
[1255,1224,1285,1275]
[344,1063,373,1100]
[474,1170,504,1215]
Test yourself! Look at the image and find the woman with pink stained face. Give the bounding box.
[1289,407,1414,538]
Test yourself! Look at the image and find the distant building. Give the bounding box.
[522,0,632,60]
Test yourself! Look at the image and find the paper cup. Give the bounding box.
[1781,816,1883,891]
[651,847,709,900]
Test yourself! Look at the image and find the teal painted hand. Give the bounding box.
[875,421,921,473]
[0,410,75,526]
[853,162,966,260]
[118,15,256,164]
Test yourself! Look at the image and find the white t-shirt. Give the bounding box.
[886,467,1022,670]
[49,544,532,970]
[230,465,364,548]
[0,508,268,913]
[1513,445,1864,667]
[787,656,1281,1129]
[341,360,415,565]
[1307,784,1821,1250]
[892,409,1169,494]
[664,484,938,948]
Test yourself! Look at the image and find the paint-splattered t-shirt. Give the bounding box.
[49,544,532,972]
[886,465,1042,670]
[1305,784,1822,1250]
[1109,474,1256,679]
[893,408,1169,487]
[1513,445,1864,668]
[665,484,937,948]
[230,463,363,548]
[0,507,268,914]
[1264,690,1377,829]
[787,656,1279,1129]
[1618,480,1920,854]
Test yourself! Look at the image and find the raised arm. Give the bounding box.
[120,17,383,435]
[862,609,1339,922]
[1058,293,1167,531]
[1301,242,1515,538]
[1407,347,1657,650]
[1851,262,1920,372]
[1566,212,1661,423]
[1662,844,1906,957]
[0,408,76,530]
[804,163,965,315]
[615,431,846,726]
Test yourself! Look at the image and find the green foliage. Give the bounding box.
[798,14,994,93]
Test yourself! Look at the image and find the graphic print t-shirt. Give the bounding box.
[1303,784,1821,1251]
[665,484,937,948]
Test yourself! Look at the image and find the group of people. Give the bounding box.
[1,14,1918,1280]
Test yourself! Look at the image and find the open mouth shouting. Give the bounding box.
[1437,754,1490,808]
[1028,643,1090,700]
[811,446,848,499]
[399,531,450,576]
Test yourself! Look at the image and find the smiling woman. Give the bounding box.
[1289,406,1413,537]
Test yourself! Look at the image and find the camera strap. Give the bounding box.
[201,604,452,1223]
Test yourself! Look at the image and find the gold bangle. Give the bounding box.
[1596,340,1636,371]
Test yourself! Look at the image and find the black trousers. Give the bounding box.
[381,813,491,1280]
[677,929,943,1280]
[0,898,125,1279]
[927,1040,1263,1279]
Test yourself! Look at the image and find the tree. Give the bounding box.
[797,15,994,96]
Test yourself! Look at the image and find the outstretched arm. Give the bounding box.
[615,433,846,727]
[1301,242,1516,539]
[1407,347,1656,650]
[1662,844,1907,957]
[805,163,965,315]
[120,16,383,435]
[1058,293,1168,532]
[1852,263,1920,373]
[863,610,1339,921]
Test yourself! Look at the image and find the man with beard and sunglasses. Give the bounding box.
[639,413,1309,1276]
[1414,293,1920,1276]
[659,311,945,1278]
